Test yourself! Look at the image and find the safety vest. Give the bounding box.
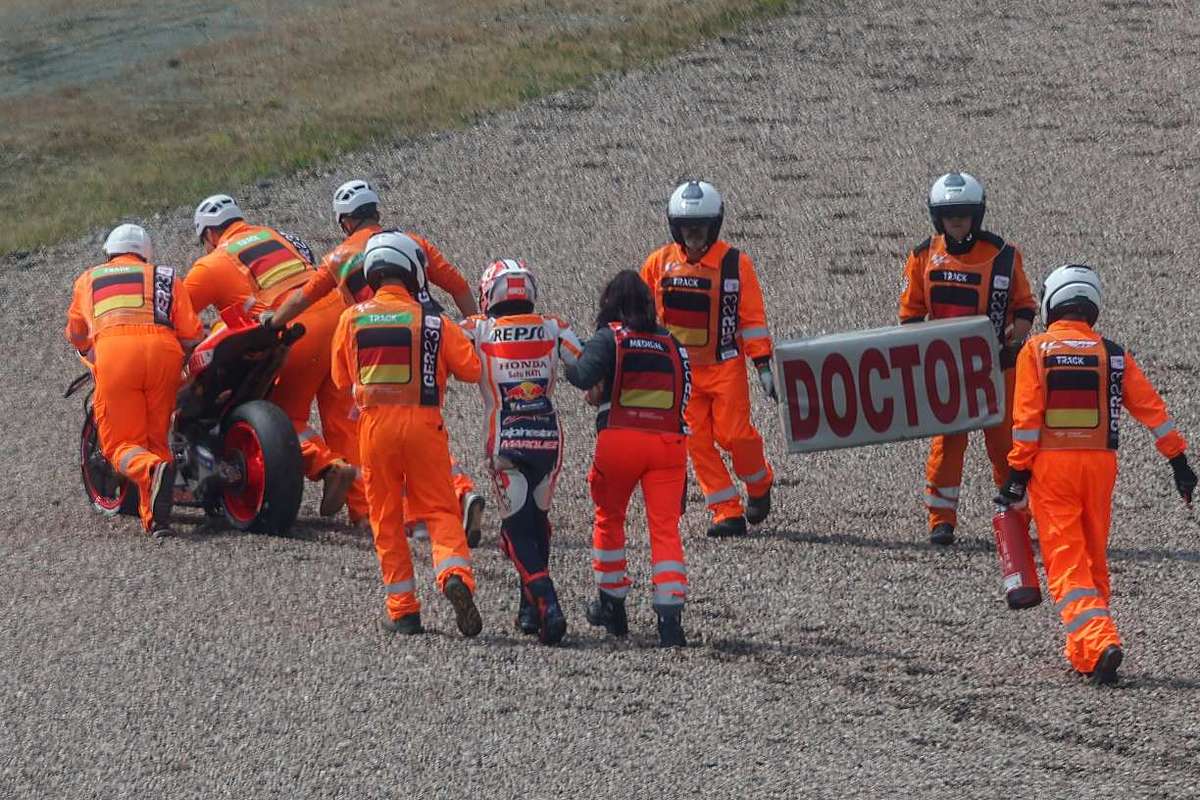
[659,246,742,364]
[350,305,444,408]
[1034,335,1124,450]
[223,226,314,310]
[923,233,1014,342]
[607,323,688,433]
[86,259,177,333]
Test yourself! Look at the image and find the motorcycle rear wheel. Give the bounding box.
[80,407,139,517]
[219,400,302,535]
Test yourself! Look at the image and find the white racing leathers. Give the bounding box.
[461,312,583,612]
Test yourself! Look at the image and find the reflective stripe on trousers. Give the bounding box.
[705,486,738,505]
[383,579,415,595]
[435,556,471,580]
[118,446,151,477]
[737,467,768,484]
[1012,427,1040,442]
[924,486,959,509]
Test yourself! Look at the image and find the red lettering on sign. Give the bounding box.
[858,347,893,433]
[924,339,960,424]
[888,344,921,426]
[783,359,820,441]
[820,353,857,437]
[959,335,998,418]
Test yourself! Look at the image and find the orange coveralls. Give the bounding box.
[898,231,1037,530]
[297,223,477,518]
[184,220,354,498]
[66,255,203,531]
[1009,320,1187,673]
[331,286,482,619]
[641,239,773,523]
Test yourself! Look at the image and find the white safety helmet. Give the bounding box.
[928,172,986,236]
[1041,263,1102,325]
[102,223,154,261]
[667,180,724,250]
[332,179,380,224]
[362,230,427,292]
[478,258,538,315]
[193,194,243,241]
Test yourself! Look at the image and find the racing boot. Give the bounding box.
[528,576,566,646]
[462,491,486,548]
[1091,645,1124,686]
[707,516,748,538]
[515,590,539,636]
[149,460,175,538]
[746,487,771,525]
[381,611,424,635]
[320,461,357,517]
[585,590,628,637]
[929,523,955,546]
[442,575,483,638]
[654,605,687,648]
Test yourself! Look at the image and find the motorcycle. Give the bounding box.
[66,304,307,535]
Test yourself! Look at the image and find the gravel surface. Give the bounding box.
[3,1,1200,796]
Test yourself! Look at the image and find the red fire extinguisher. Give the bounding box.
[992,505,1041,610]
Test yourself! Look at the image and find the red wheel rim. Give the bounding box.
[223,421,266,524]
[81,418,125,514]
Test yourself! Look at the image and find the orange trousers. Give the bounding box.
[589,428,688,607]
[92,332,184,531]
[924,367,1016,529]
[687,359,774,523]
[359,407,475,619]
[402,463,477,533]
[1029,450,1121,674]
[273,293,367,518]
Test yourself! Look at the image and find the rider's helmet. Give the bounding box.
[1041,264,1101,325]
[362,230,427,294]
[103,224,154,261]
[478,258,537,316]
[193,194,244,241]
[927,172,986,238]
[668,180,724,251]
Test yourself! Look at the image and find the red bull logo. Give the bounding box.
[504,381,545,402]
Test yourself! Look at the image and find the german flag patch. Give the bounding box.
[662,291,709,347]
[618,352,675,410]
[92,266,144,317]
[355,314,414,384]
[1045,369,1100,429]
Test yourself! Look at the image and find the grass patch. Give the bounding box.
[0,0,794,256]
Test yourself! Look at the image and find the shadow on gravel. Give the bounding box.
[762,528,994,555]
[1121,674,1200,692]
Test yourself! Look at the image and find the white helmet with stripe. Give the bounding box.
[362,230,426,292]
[193,194,243,240]
[1041,263,1101,325]
[332,179,380,224]
[478,258,538,315]
[667,180,724,250]
[103,223,154,261]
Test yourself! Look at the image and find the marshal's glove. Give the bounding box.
[754,357,778,403]
[994,468,1031,509]
[1169,454,1197,505]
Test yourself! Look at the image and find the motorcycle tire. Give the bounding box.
[80,406,139,517]
[219,400,303,535]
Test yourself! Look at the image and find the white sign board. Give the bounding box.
[773,316,1005,454]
